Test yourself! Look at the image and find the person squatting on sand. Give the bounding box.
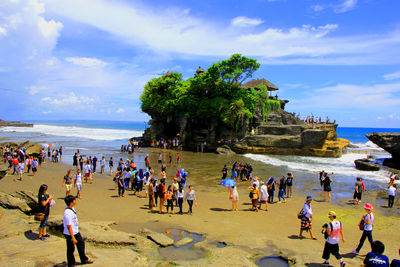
[38,184,53,241]
[299,195,316,239]
[353,203,375,254]
[321,211,346,266]
[63,195,93,267]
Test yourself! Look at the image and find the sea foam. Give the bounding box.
[0,124,143,141]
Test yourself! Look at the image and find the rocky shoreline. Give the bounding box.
[0,119,33,128]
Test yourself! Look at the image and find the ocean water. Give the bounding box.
[0,122,399,191]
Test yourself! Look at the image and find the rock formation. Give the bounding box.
[366,132,400,169]
[354,159,381,171]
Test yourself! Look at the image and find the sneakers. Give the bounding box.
[351,249,358,254]
[322,261,329,265]
[340,260,346,267]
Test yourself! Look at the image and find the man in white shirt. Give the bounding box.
[322,211,346,266]
[63,195,93,266]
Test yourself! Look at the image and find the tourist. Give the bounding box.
[168,153,172,165]
[92,155,97,174]
[388,184,397,208]
[145,154,150,168]
[25,156,32,174]
[267,177,275,203]
[248,183,259,212]
[84,160,92,183]
[158,153,162,164]
[391,248,400,266]
[157,179,166,213]
[143,171,150,198]
[322,211,346,267]
[321,174,333,201]
[62,170,74,197]
[185,185,196,214]
[72,153,78,171]
[172,177,179,205]
[153,177,158,206]
[11,156,18,175]
[79,156,84,171]
[177,153,181,165]
[135,169,142,196]
[278,176,286,203]
[364,241,389,267]
[100,156,106,174]
[352,203,374,254]
[63,195,93,266]
[259,181,269,211]
[177,186,185,214]
[353,177,364,205]
[221,164,228,180]
[165,185,174,214]
[314,170,333,190]
[229,185,239,211]
[286,173,294,198]
[148,179,155,211]
[117,170,125,197]
[74,169,83,199]
[18,160,24,181]
[32,158,38,176]
[299,195,316,239]
[109,157,114,175]
[38,184,53,241]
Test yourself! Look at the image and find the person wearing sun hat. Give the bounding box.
[299,195,316,239]
[322,211,346,266]
[352,203,375,254]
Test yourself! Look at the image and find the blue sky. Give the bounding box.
[0,0,400,127]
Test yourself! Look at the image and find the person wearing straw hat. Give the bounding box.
[352,203,374,254]
[322,211,346,266]
[299,195,316,239]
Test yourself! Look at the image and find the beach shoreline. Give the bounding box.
[1,141,400,266]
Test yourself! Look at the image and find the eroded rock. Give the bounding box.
[174,237,193,247]
[147,232,174,247]
[0,191,32,213]
[355,159,381,171]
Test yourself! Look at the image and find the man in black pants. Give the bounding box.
[322,211,346,266]
[63,195,93,266]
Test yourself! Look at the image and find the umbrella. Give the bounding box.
[220,179,236,187]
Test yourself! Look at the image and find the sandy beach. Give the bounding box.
[1,148,400,266]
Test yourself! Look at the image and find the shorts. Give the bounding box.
[251,199,258,206]
[232,194,239,201]
[76,183,82,191]
[32,167,37,172]
[39,214,49,229]
[65,184,72,191]
[353,191,362,200]
[85,173,90,178]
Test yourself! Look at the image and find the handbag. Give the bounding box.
[297,208,304,219]
[358,218,365,230]
[34,213,45,221]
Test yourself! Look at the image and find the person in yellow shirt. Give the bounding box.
[248,183,259,212]
[165,185,174,214]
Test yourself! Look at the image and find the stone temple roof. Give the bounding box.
[241,78,279,91]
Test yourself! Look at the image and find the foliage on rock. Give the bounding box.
[140,54,280,129]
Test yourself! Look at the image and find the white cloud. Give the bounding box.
[42,92,96,106]
[231,16,263,27]
[37,17,63,38]
[42,0,400,65]
[116,108,125,113]
[65,57,108,67]
[384,71,400,81]
[26,85,49,95]
[311,4,325,12]
[0,26,7,37]
[334,0,358,13]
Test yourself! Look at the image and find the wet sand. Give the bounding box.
[1,148,400,266]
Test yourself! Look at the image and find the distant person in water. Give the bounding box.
[314,170,333,190]
[321,174,333,201]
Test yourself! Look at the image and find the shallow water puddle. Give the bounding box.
[256,256,289,267]
[159,228,205,261]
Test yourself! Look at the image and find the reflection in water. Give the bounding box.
[256,256,289,267]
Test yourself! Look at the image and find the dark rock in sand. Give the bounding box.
[0,192,32,213]
[0,167,7,180]
[366,132,400,169]
[354,159,381,171]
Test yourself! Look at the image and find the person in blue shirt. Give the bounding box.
[364,240,389,267]
[391,248,400,267]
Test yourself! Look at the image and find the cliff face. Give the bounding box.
[366,132,400,169]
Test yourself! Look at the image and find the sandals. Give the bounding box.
[43,234,51,238]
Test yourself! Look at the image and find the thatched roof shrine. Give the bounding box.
[242,78,279,91]
[196,66,205,75]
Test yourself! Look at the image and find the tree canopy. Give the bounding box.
[140,54,279,129]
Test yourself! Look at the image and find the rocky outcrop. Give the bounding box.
[354,159,381,171]
[1,141,42,158]
[366,133,400,169]
[216,145,236,155]
[0,192,32,213]
[232,122,349,158]
[0,119,33,127]
[147,232,174,247]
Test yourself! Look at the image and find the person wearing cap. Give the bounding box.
[352,203,375,254]
[299,196,316,239]
[322,211,346,266]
